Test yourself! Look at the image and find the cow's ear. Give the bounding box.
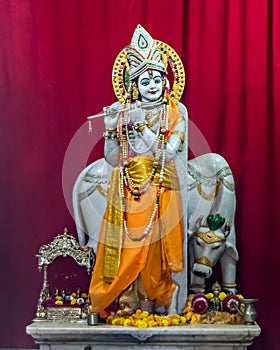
[225,242,239,261]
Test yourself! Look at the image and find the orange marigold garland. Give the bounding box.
[106,309,195,328]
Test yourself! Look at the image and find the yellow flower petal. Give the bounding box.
[180,316,187,324]
[140,311,149,318]
[111,319,118,325]
[218,292,227,301]
[124,319,131,326]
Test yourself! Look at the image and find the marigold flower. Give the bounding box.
[205,293,214,299]
[171,318,179,325]
[124,319,131,327]
[135,309,142,317]
[81,293,88,298]
[180,316,187,324]
[70,299,77,305]
[190,313,201,325]
[140,311,149,318]
[218,292,227,301]
[111,318,119,325]
[183,306,192,313]
[185,311,193,321]
[136,319,148,328]
[148,320,157,327]
[117,318,124,326]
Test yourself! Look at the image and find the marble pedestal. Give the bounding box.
[26,321,261,350]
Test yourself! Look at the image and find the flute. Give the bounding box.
[87,99,164,120]
[87,106,129,133]
[87,107,129,120]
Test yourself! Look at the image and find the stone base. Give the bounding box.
[26,321,261,350]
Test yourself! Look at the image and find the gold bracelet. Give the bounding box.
[105,127,117,132]
[222,282,237,288]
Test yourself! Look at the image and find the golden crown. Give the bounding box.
[112,25,185,104]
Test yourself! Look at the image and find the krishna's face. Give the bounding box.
[137,70,163,102]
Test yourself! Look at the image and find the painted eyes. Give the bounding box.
[153,77,162,84]
[212,244,222,250]
[140,77,162,86]
[195,238,222,250]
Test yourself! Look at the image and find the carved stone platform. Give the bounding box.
[26,321,261,350]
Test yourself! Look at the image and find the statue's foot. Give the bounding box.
[116,302,138,317]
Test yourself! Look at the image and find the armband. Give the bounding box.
[103,130,118,140]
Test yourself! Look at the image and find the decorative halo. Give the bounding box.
[112,40,185,104]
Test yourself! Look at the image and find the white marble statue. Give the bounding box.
[72,25,237,316]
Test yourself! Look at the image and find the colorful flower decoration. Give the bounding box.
[107,309,188,328]
[222,294,240,313]
[191,293,209,314]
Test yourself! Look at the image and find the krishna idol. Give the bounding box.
[87,24,187,316]
[73,25,237,318]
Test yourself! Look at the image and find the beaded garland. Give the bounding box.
[119,102,169,242]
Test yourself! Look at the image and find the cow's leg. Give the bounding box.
[189,273,206,293]
[220,250,238,294]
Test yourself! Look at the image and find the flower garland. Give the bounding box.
[119,103,169,242]
[107,309,188,328]
[125,116,161,155]
[105,292,246,328]
[45,292,88,307]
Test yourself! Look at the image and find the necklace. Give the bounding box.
[126,117,160,154]
[119,104,169,241]
[140,98,164,110]
[123,104,166,193]
[145,105,163,120]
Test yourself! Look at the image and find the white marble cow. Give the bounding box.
[188,215,238,295]
[187,154,238,295]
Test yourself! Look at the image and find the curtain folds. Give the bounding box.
[1,1,279,349]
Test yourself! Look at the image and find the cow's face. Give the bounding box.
[192,227,227,278]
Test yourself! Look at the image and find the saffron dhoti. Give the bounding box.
[89,156,184,312]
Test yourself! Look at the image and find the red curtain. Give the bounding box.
[1,1,279,348]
